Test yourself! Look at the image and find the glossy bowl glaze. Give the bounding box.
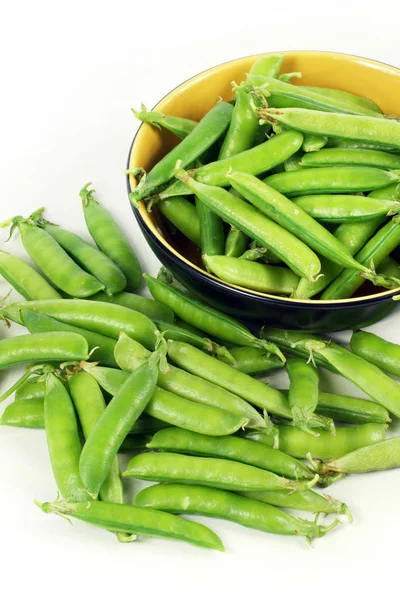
[127,51,400,332]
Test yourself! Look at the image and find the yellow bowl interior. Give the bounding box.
[129,50,400,304]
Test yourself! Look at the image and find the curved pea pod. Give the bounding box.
[220,346,284,374]
[227,171,374,274]
[241,488,351,518]
[172,172,321,282]
[166,340,292,420]
[293,337,400,418]
[36,497,224,551]
[158,196,201,246]
[144,274,285,359]
[135,483,339,542]
[292,195,400,223]
[0,332,88,372]
[44,373,91,501]
[203,255,299,295]
[350,330,400,377]
[300,86,382,115]
[15,378,46,402]
[114,332,265,430]
[0,398,44,428]
[156,130,304,199]
[123,451,318,493]
[264,166,400,197]
[44,224,126,295]
[132,104,197,138]
[317,436,400,475]
[2,299,158,350]
[0,250,61,300]
[245,424,387,460]
[300,148,400,170]
[90,291,174,323]
[147,427,315,481]
[316,392,390,425]
[321,216,400,300]
[302,134,328,152]
[80,185,142,291]
[259,107,400,150]
[5,213,104,298]
[130,101,233,201]
[20,309,118,368]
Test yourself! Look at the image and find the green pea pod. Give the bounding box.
[2,299,158,350]
[81,185,142,291]
[300,86,382,115]
[173,172,321,282]
[225,226,249,258]
[20,309,118,368]
[157,130,304,199]
[300,148,400,170]
[318,436,400,474]
[15,378,46,402]
[261,328,335,371]
[4,211,104,298]
[219,346,284,374]
[292,195,400,223]
[90,291,174,324]
[123,451,318,493]
[302,134,328,152]
[158,196,201,246]
[378,256,400,280]
[36,497,224,551]
[203,254,299,295]
[196,197,225,257]
[326,138,398,152]
[114,332,265,430]
[241,488,351,517]
[144,274,285,358]
[44,373,91,501]
[350,330,400,377]
[0,398,44,428]
[316,392,390,425]
[79,345,164,497]
[132,104,197,138]
[135,483,338,541]
[44,224,126,295]
[0,250,61,301]
[130,101,233,201]
[293,336,400,418]
[147,427,315,481]
[259,107,400,150]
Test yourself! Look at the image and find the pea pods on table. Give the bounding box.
[130,101,233,201]
[0,250,61,301]
[240,488,351,517]
[147,427,315,481]
[350,330,400,377]
[135,483,338,541]
[123,451,317,493]
[81,184,142,291]
[36,497,224,551]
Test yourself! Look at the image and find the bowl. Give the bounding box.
[127,51,400,332]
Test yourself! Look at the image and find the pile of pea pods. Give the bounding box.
[1,56,400,552]
[131,53,400,299]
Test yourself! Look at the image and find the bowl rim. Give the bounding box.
[127,49,400,306]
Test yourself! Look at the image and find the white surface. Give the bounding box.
[1,1,400,598]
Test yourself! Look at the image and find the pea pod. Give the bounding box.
[227,171,377,275]
[44,373,91,501]
[261,328,334,371]
[15,378,46,402]
[173,172,321,282]
[203,254,299,295]
[114,332,265,430]
[316,392,390,425]
[241,489,350,517]
[0,250,61,301]
[220,346,284,374]
[158,196,201,246]
[378,256,400,280]
[135,483,338,541]
[132,104,197,138]
[350,330,400,377]
[2,299,158,350]
[300,86,382,115]
[259,107,400,150]
[36,497,224,551]
[156,130,304,199]
[317,436,400,474]
[244,423,388,460]
[302,134,328,152]
[130,102,233,201]
[225,226,249,258]
[81,184,142,291]
[301,148,400,170]
[196,196,225,257]
[4,211,104,298]
[123,451,318,493]
[293,336,400,418]
[147,427,315,481]
[326,138,398,152]
[20,309,118,368]
[292,195,400,223]
[0,397,44,428]
[144,274,285,359]
[90,291,174,323]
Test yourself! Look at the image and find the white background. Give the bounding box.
[1,1,400,598]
